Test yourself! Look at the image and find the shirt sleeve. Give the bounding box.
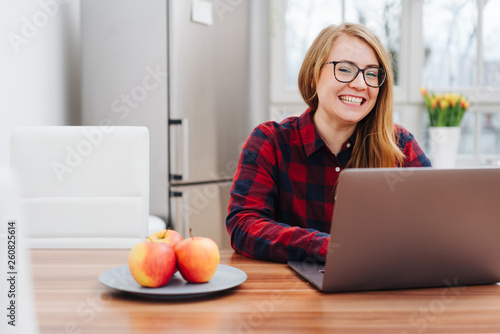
[397,126,432,167]
[225,124,329,263]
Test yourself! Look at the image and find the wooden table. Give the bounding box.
[30,249,500,334]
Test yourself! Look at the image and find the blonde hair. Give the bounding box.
[298,23,405,168]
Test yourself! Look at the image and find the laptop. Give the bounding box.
[288,167,500,293]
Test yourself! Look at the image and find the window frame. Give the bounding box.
[270,0,500,164]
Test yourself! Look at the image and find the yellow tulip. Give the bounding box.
[431,98,437,109]
[449,95,458,107]
[440,99,449,110]
[460,97,469,109]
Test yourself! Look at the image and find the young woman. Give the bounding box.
[226,23,431,263]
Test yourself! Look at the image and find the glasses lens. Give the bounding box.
[334,62,358,83]
[364,67,385,87]
[333,62,385,87]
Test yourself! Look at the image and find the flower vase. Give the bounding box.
[429,127,461,168]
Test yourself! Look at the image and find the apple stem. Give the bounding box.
[162,228,170,238]
[189,228,194,240]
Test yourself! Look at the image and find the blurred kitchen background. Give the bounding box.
[1,0,499,247]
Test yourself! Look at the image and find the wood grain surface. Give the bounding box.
[29,249,500,334]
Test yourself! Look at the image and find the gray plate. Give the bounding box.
[99,264,247,299]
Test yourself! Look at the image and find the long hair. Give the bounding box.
[298,23,405,168]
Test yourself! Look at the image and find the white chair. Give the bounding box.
[9,126,163,248]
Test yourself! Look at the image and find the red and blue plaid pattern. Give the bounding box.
[226,108,431,263]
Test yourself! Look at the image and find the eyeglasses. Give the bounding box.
[322,61,386,88]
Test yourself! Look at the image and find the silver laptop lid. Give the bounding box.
[322,167,500,293]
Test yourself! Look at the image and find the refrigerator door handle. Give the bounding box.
[169,190,190,238]
[169,119,189,182]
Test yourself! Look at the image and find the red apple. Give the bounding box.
[148,229,183,273]
[128,238,176,288]
[149,229,183,247]
[174,229,220,283]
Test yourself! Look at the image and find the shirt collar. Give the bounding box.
[299,108,324,157]
[299,108,357,157]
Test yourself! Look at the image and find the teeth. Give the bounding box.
[340,96,363,106]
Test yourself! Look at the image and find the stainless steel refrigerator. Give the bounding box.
[81,0,255,248]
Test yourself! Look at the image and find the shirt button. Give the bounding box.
[335,167,341,172]
[346,143,352,148]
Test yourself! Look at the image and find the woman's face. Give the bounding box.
[315,34,380,129]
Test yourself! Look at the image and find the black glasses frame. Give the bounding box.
[322,61,386,88]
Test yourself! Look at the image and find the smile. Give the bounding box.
[339,95,365,106]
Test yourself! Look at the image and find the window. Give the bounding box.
[481,112,500,154]
[483,0,500,86]
[270,0,500,165]
[276,0,402,95]
[284,0,342,89]
[283,0,401,88]
[422,0,477,88]
[422,0,500,160]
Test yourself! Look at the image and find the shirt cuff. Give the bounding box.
[306,234,330,262]
[319,238,329,258]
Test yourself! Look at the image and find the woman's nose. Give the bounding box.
[349,71,368,89]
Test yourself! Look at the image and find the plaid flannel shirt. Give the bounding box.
[226,108,431,263]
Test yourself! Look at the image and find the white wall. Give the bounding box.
[0,0,271,220]
[0,0,81,167]
[80,0,168,219]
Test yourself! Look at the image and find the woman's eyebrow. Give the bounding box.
[337,59,380,67]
